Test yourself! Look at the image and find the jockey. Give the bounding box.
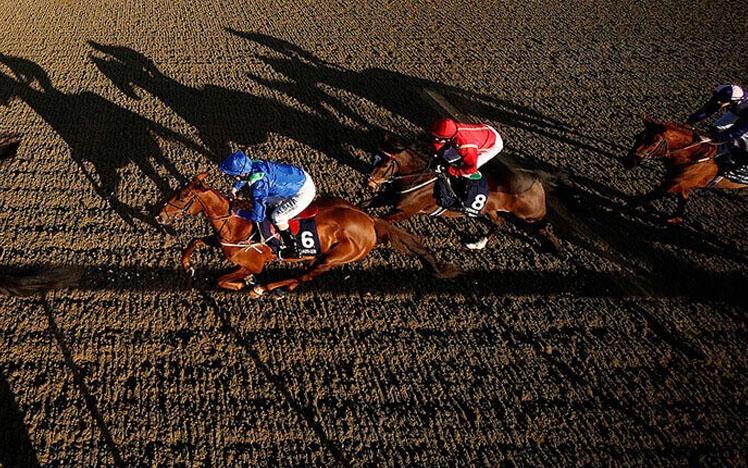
[429,118,504,177]
[219,150,316,258]
[687,84,748,171]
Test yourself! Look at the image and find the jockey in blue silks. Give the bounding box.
[219,150,316,258]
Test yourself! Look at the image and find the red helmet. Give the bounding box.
[430,118,458,139]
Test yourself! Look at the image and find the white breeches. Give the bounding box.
[269,172,316,229]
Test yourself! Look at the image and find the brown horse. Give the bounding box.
[624,117,746,224]
[365,138,561,252]
[156,173,459,296]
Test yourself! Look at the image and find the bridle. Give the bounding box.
[163,185,232,236]
[368,149,438,193]
[635,129,715,164]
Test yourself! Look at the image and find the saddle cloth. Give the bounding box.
[256,204,322,257]
[433,174,489,217]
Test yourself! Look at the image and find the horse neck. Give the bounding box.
[195,188,229,225]
[664,127,709,164]
[398,149,430,175]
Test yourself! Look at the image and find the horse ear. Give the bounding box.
[195,172,208,181]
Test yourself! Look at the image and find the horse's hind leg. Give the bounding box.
[257,242,356,295]
[534,220,563,255]
[217,266,253,291]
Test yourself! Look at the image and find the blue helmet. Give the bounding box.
[219,150,253,176]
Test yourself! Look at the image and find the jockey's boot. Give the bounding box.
[278,229,299,259]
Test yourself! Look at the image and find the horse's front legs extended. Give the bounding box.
[181,235,219,276]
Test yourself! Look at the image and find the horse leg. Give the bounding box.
[254,242,353,295]
[466,212,505,250]
[181,235,218,276]
[534,220,563,255]
[627,188,665,209]
[666,193,688,225]
[216,266,254,291]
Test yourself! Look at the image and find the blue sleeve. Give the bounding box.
[232,179,247,192]
[246,177,269,222]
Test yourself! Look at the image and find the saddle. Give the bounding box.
[255,203,321,257]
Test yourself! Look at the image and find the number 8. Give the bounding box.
[471,194,487,211]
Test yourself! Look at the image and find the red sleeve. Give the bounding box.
[448,147,478,176]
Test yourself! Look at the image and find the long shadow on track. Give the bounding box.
[0,54,204,227]
[2,263,743,310]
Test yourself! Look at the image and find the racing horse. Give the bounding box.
[156,173,460,296]
[365,137,562,252]
[624,117,747,224]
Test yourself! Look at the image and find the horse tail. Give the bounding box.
[373,218,462,278]
[0,266,81,297]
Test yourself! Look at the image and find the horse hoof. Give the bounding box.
[465,237,488,250]
[243,274,256,286]
[248,285,265,298]
[271,289,286,300]
[666,217,685,225]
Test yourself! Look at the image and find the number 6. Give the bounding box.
[301,231,315,249]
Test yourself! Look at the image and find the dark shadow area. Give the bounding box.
[1,262,743,309]
[199,291,349,466]
[0,54,205,227]
[0,132,21,161]
[0,371,40,467]
[0,265,81,296]
[87,41,378,176]
[39,296,125,467]
[225,30,626,159]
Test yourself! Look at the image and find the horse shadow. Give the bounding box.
[0,53,204,227]
[225,29,626,159]
[87,41,378,176]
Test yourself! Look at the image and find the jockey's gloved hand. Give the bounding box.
[434,164,445,174]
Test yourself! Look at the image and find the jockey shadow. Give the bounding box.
[87,41,375,176]
[224,30,625,160]
[0,53,198,228]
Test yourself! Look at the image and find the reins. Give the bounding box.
[370,148,438,194]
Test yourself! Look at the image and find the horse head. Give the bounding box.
[624,116,673,168]
[156,172,219,224]
[366,135,430,190]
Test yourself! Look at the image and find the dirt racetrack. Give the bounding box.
[1,0,747,465]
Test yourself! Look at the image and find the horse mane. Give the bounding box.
[195,178,253,213]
